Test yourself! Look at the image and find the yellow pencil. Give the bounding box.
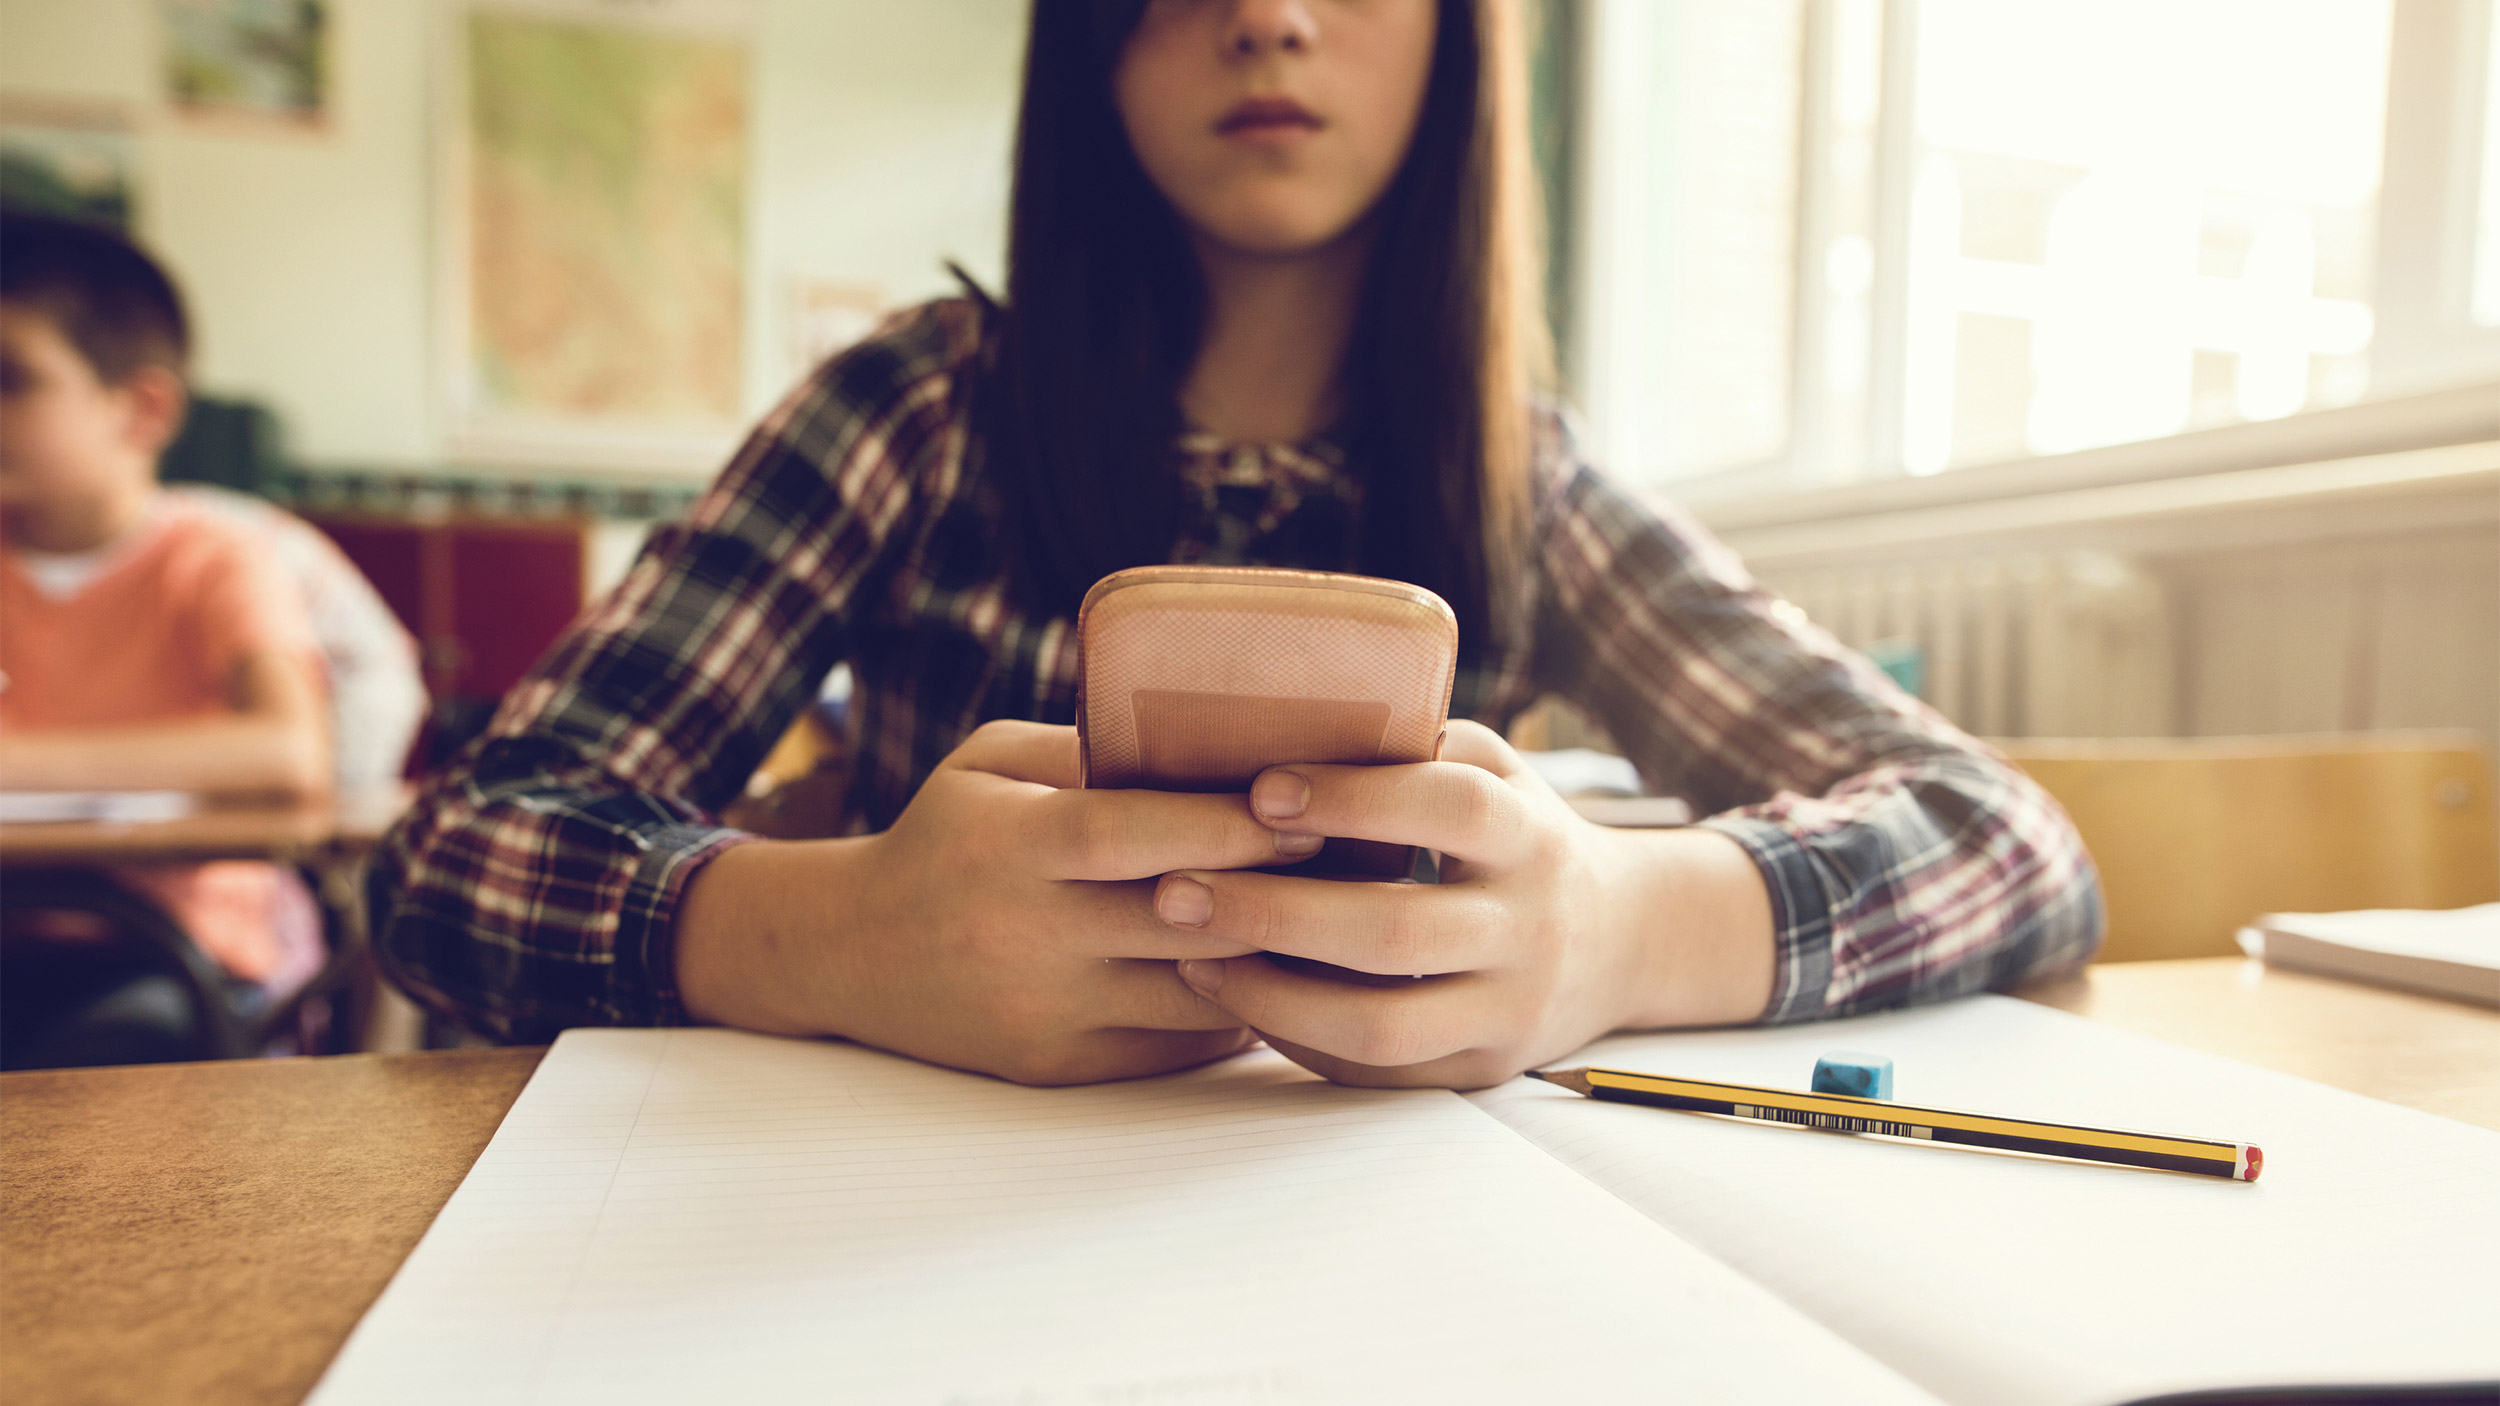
[1527,1066,2263,1182]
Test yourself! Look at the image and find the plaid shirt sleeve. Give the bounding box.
[1532,446,2104,1022]
[367,305,980,1042]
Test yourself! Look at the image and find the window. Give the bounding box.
[2473,0,2500,324]
[1567,0,2500,493]
[1575,1,1808,482]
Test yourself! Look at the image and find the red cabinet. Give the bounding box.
[306,514,591,767]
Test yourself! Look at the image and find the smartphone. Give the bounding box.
[1077,565,1459,881]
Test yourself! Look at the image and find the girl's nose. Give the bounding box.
[1226,0,1319,58]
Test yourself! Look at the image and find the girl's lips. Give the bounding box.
[1216,97,1324,137]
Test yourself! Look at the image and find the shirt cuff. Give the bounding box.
[616,823,762,1026]
[1695,813,1835,1025]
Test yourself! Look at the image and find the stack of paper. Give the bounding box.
[2239,904,2500,1007]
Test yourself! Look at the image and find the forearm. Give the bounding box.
[1702,752,2102,1021]
[675,835,876,1038]
[0,716,327,796]
[1532,468,2096,1022]
[1603,825,1777,1030]
[370,734,749,1042]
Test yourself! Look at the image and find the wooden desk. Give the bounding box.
[1,1048,547,1406]
[3,958,2493,1406]
[0,789,406,866]
[2018,956,2500,1130]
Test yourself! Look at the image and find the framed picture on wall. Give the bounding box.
[0,97,139,231]
[160,0,331,132]
[437,0,756,477]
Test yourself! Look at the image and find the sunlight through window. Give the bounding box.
[1905,0,2390,471]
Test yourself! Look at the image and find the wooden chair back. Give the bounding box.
[1997,733,2500,962]
[725,706,852,840]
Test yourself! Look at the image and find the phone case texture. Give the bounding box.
[1078,566,1458,792]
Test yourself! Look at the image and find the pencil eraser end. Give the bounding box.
[1811,1052,1894,1100]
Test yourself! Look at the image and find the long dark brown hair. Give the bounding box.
[985,0,1546,650]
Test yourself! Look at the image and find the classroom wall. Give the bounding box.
[0,0,1023,472]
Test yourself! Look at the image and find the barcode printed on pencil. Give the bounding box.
[1732,1104,1932,1139]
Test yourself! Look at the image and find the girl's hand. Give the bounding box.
[677,720,1310,1085]
[1151,721,1776,1089]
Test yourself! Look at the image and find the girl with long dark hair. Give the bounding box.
[373,0,2099,1088]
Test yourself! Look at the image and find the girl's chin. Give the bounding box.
[1183,204,1373,263]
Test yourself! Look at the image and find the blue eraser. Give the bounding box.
[1811,1051,1894,1100]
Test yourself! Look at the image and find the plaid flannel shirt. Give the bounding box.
[370,297,2101,1043]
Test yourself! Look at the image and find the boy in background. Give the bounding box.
[0,212,330,1066]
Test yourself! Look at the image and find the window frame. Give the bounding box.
[1563,0,2500,520]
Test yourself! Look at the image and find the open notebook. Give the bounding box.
[310,997,2500,1406]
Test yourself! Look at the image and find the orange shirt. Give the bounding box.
[1,499,324,983]
[1,498,317,728]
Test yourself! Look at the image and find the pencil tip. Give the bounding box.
[1528,1067,1595,1095]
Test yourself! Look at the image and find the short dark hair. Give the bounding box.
[0,212,191,383]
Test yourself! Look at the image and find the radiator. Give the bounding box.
[1756,552,2176,738]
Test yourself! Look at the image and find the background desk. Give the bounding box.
[0,790,406,867]
[2021,957,2500,1129]
[0,790,416,1059]
[4,958,2494,1406]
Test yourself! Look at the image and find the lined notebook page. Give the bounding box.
[311,1029,1936,1405]
[1469,996,2500,1406]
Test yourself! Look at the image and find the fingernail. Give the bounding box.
[1157,875,1213,927]
[1274,830,1324,857]
[1177,958,1223,994]
[1252,769,1309,820]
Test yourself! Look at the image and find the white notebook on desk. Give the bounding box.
[0,789,195,824]
[2239,904,2500,1008]
[310,998,2500,1406]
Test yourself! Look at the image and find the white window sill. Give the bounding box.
[1666,376,2500,566]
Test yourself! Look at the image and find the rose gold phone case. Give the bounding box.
[1076,566,1459,793]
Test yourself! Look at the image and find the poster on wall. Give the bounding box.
[0,98,138,230]
[160,0,330,130]
[443,0,754,475]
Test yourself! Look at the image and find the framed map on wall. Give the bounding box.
[161,0,330,131]
[441,0,752,475]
